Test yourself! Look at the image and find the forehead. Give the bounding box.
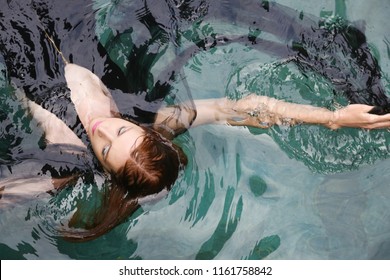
[105,128,145,173]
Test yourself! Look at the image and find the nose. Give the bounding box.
[97,125,114,141]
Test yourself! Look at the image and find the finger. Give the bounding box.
[376,114,390,122]
[360,112,390,124]
[365,120,390,129]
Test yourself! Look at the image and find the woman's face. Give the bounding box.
[88,117,145,173]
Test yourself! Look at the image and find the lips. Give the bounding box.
[91,121,103,135]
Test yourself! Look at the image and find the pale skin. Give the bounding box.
[30,63,390,172]
[2,62,390,205]
[156,93,390,130]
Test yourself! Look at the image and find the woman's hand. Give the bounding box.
[330,104,390,130]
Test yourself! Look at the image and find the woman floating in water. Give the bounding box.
[1,0,390,240]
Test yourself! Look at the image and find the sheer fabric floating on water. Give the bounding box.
[1,0,390,259]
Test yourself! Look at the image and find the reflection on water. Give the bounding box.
[1,0,390,259]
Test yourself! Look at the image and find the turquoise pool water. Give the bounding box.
[1,0,390,259]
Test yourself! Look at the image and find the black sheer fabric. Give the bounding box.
[2,0,386,136]
[0,0,200,137]
[100,0,388,114]
[199,0,389,110]
[1,0,388,172]
[32,83,90,146]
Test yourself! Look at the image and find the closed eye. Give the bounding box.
[102,145,110,159]
[118,126,130,136]
[102,127,129,160]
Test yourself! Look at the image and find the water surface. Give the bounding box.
[1,0,390,259]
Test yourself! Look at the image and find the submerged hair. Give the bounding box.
[61,126,187,241]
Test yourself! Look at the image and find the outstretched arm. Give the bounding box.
[229,94,390,130]
[155,94,390,134]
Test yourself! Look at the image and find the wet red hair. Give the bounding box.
[63,127,187,241]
